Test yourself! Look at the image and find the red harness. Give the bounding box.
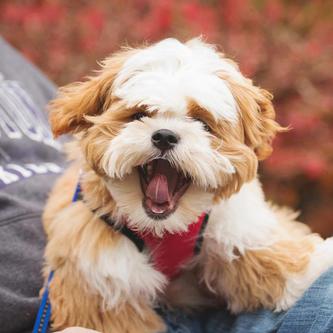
[73,183,209,279]
[136,212,208,278]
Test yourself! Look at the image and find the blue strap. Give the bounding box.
[33,180,81,333]
[72,182,82,202]
[32,270,54,333]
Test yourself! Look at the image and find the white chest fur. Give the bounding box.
[78,234,167,311]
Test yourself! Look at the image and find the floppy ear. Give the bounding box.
[49,49,135,137]
[228,79,287,160]
[49,76,109,137]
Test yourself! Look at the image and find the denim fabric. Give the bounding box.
[161,267,333,333]
[278,267,333,333]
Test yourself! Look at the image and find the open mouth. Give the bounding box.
[138,159,191,220]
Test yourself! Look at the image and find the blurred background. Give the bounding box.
[1,0,332,236]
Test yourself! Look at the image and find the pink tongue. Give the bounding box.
[146,174,170,204]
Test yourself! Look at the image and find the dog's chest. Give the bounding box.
[78,213,208,307]
[136,213,207,279]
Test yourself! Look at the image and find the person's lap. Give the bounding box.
[161,266,333,333]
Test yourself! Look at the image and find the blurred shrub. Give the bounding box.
[1,0,332,235]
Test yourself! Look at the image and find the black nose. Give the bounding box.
[151,129,179,151]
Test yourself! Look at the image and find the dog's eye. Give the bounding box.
[132,112,148,121]
[195,119,211,132]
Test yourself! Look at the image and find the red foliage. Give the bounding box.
[1,0,332,235]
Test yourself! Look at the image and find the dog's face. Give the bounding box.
[50,38,282,235]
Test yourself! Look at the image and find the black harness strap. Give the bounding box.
[74,183,145,252]
[194,212,210,255]
[74,182,209,255]
[99,213,145,252]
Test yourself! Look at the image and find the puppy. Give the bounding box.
[43,38,333,333]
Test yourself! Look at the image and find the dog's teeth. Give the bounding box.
[147,164,153,178]
[140,165,148,182]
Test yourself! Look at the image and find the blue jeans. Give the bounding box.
[161,267,333,333]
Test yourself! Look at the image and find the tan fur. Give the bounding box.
[80,167,116,216]
[43,40,332,331]
[212,120,258,200]
[48,262,164,333]
[44,169,164,333]
[43,164,80,237]
[187,101,257,200]
[187,101,218,133]
[49,49,138,137]
[79,103,134,176]
[224,76,287,160]
[201,234,320,313]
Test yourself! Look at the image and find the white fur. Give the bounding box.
[102,114,233,236]
[113,38,244,122]
[204,179,280,261]
[79,231,167,312]
[83,38,333,314]
[103,116,235,189]
[276,237,333,311]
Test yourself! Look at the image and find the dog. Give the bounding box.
[43,38,333,333]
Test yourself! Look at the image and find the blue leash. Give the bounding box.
[32,183,82,333]
[32,270,54,333]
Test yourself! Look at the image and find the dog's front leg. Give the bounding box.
[199,180,333,313]
[46,262,165,333]
[199,235,321,313]
[44,201,167,333]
